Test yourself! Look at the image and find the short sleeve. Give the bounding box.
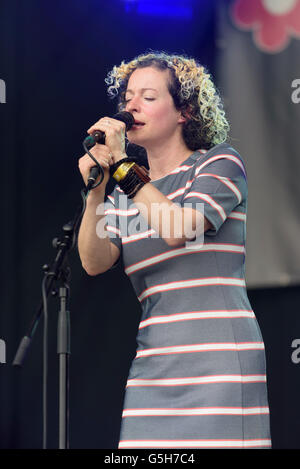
[103,190,122,270]
[182,151,247,236]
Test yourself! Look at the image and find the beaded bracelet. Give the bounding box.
[127,180,145,199]
[110,157,151,198]
[120,169,140,194]
[109,157,139,178]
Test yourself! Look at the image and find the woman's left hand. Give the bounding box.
[87,116,127,163]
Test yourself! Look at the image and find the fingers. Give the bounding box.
[78,144,114,184]
[87,117,126,137]
[80,144,113,165]
[87,117,126,161]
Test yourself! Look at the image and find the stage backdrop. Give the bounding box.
[216,0,300,288]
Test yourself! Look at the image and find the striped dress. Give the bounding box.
[104,142,271,449]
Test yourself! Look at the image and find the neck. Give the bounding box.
[145,138,192,181]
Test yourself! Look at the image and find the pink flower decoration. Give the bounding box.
[231,0,300,53]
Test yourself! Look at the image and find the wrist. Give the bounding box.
[112,152,127,163]
[86,188,105,206]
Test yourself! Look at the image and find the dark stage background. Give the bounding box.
[1,0,300,449]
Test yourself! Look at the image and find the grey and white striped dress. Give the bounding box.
[104,142,271,449]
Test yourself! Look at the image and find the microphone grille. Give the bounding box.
[113,111,135,130]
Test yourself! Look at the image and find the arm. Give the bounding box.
[130,181,212,247]
[77,143,121,276]
[85,116,212,248]
[78,190,120,275]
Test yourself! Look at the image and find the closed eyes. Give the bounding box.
[124,97,156,103]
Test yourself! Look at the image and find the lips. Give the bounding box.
[130,120,145,130]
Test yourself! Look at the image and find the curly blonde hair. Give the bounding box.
[105,51,230,150]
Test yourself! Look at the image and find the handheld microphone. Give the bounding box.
[84,111,134,188]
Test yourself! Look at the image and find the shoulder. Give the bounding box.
[193,142,247,179]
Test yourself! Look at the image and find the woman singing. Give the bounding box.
[77,52,271,449]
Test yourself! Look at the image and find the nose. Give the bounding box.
[125,95,141,113]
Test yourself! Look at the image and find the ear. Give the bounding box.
[178,106,192,124]
[178,112,187,124]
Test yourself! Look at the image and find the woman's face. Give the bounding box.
[124,66,185,148]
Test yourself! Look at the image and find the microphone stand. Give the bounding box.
[12,187,89,449]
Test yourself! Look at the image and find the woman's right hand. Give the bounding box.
[78,143,114,193]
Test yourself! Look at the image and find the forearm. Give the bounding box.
[78,191,113,275]
[131,181,204,246]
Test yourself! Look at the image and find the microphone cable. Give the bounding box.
[82,140,104,191]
